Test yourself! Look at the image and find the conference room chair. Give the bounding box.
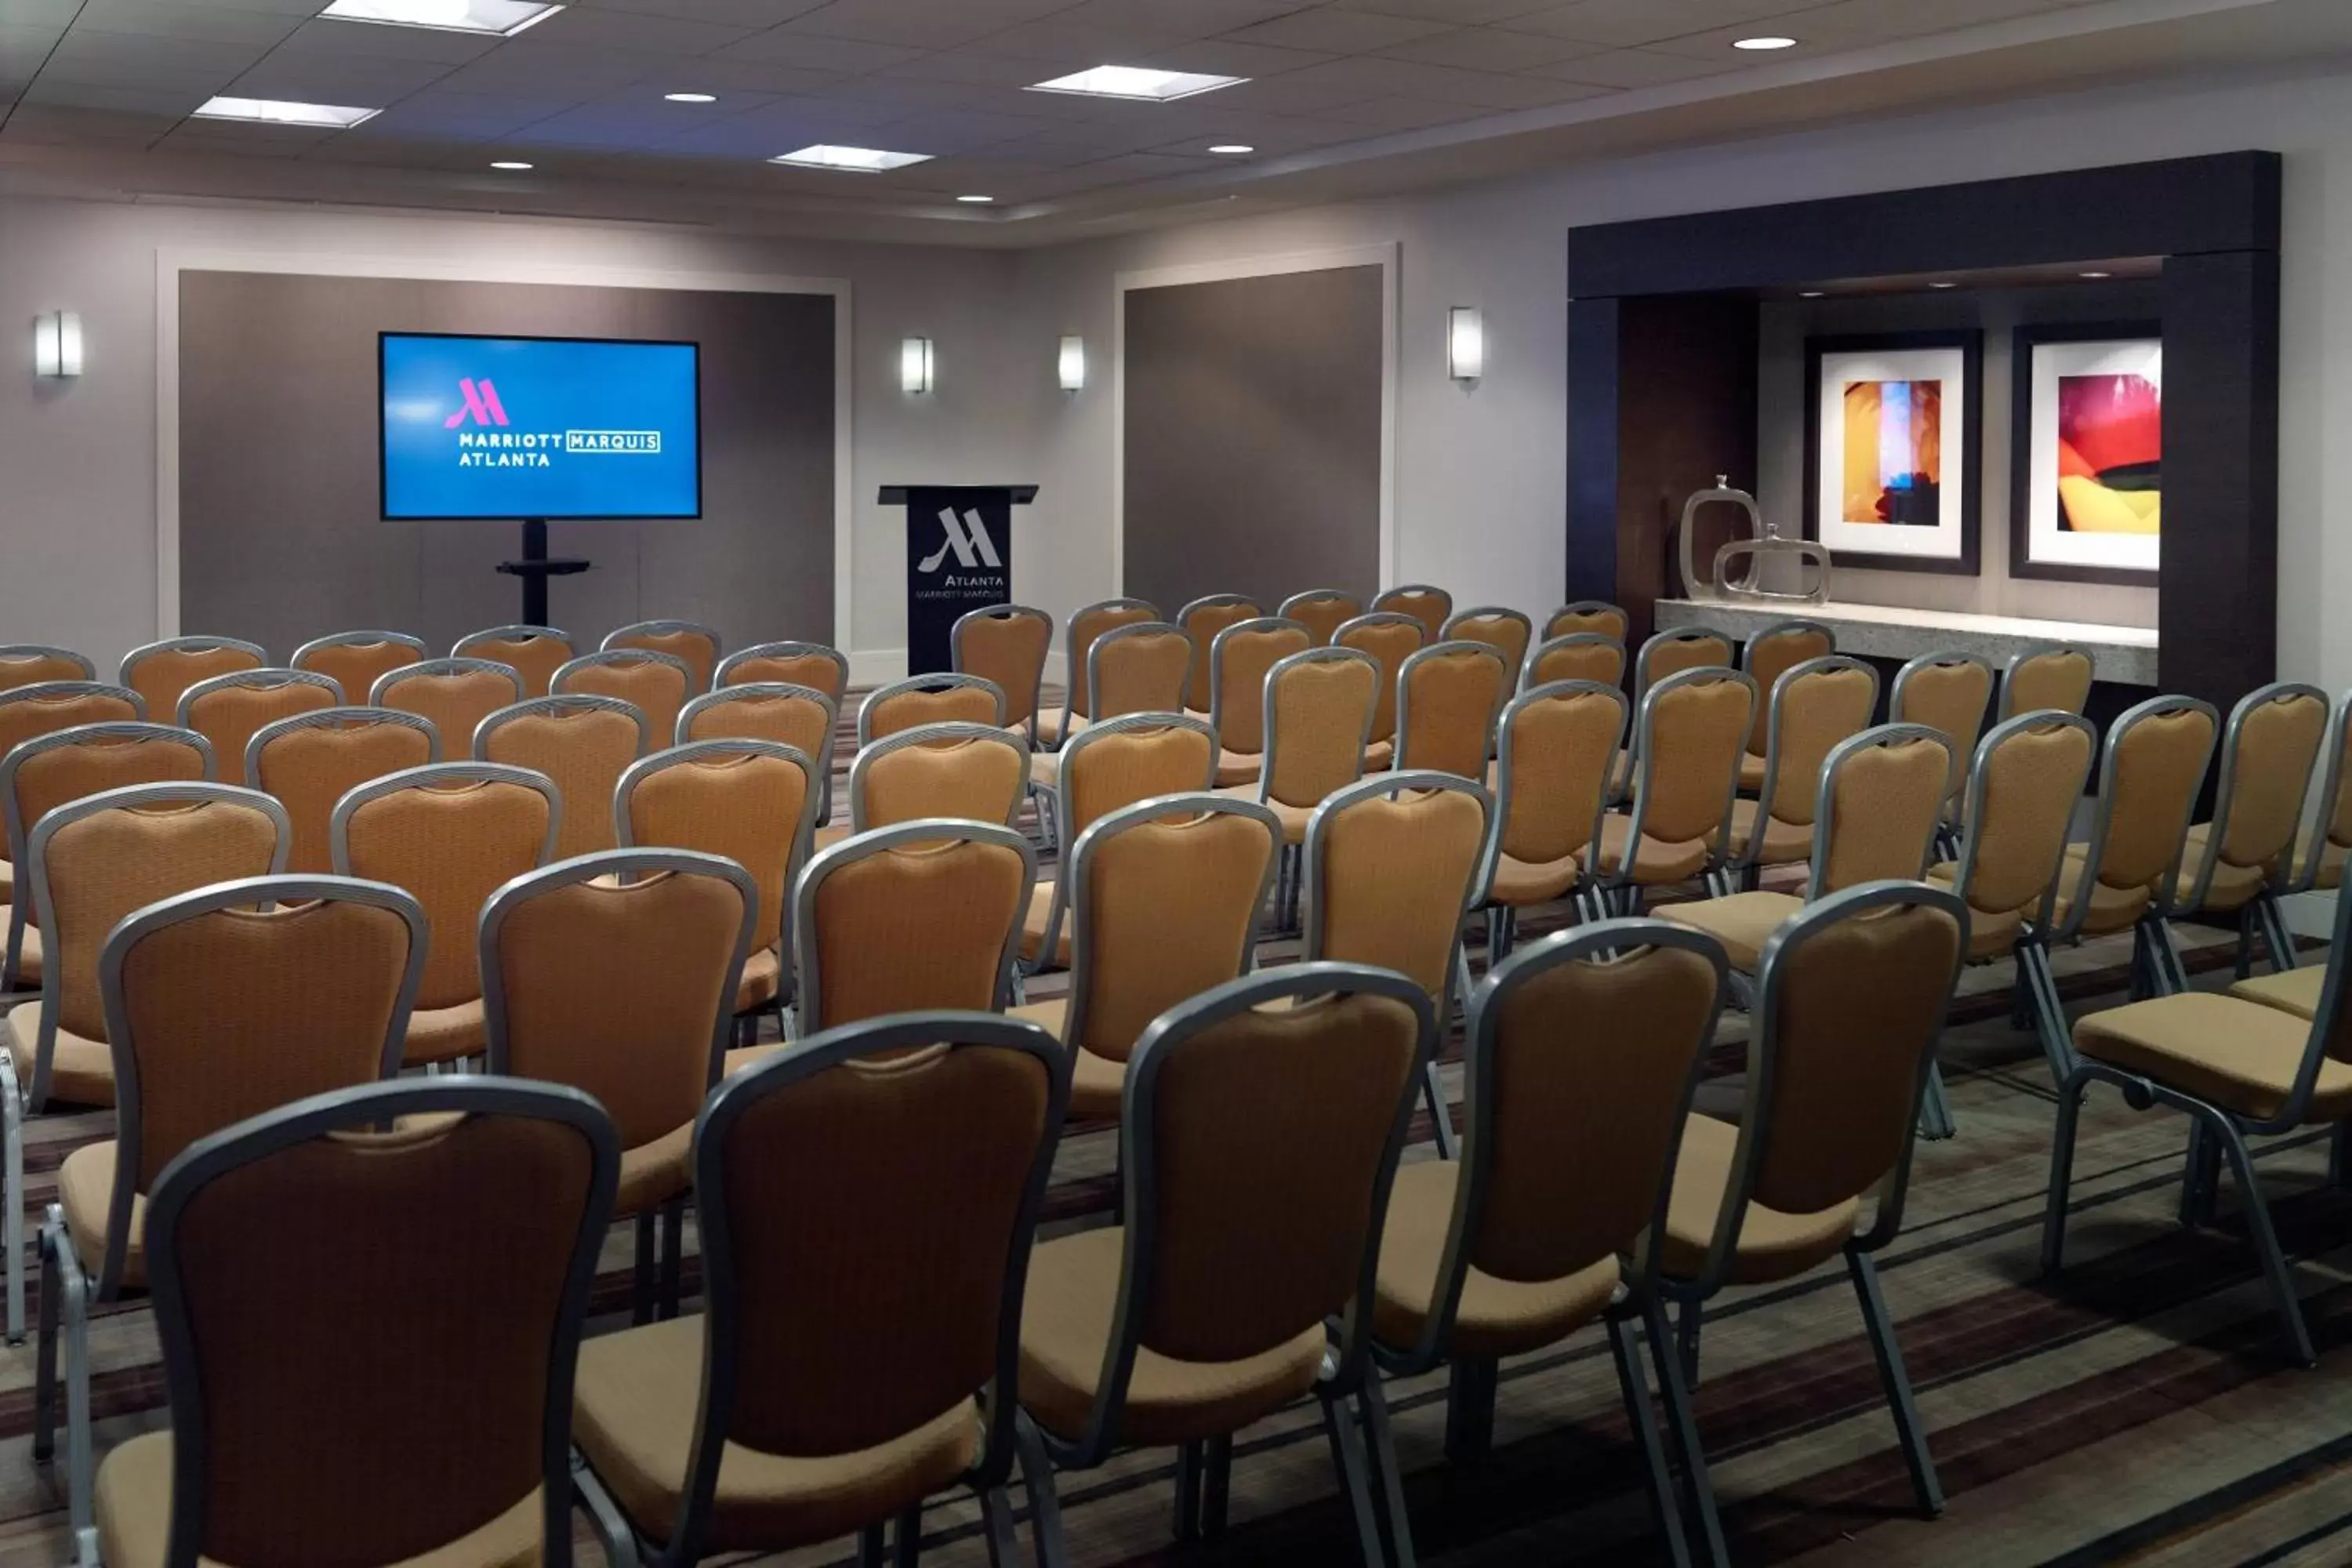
[176,668,343,787]
[246,706,437,873]
[1585,668,1755,919]
[679,681,836,760]
[1440,604,1534,677]
[0,723,212,994]
[1374,583,1453,642]
[1361,920,1730,1568]
[289,630,426,701]
[1999,641,2097,722]
[2,781,287,1344]
[953,602,1053,746]
[858,672,1005,746]
[554,648,695,749]
[1657,882,1967,1560]
[604,619,723,692]
[1303,771,1490,1160]
[848,721,1026,833]
[2042,695,2219,1032]
[1478,679,1625,960]
[1661,722,1952,978]
[1034,597,1156,751]
[1927,712,2098,1096]
[333,762,561,1072]
[1715,655,1881,896]
[717,638,850,699]
[1544,600,1631,642]
[453,622,575,699]
[1394,640,1511,782]
[1736,619,1836,790]
[1205,617,1314,788]
[618,738,819,1049]
[790,820,1035,1041]
[2288,688,2352,894]
[1612,625,1736,800]
[1027,624,1195,855]
[1010,793,1279,1124]
[1890,649,1998,856]
[0,646,96,691]
[91,1078,615,1568]
[118,637,265,727]
[483,847,754,1323]
[1227,648,1377,927]
[1014,964,1435,1567]
[1335,610,1426,771]
[0,681,149,924]
[370,656,522,757]
[2165,681,2329,979]
[1175,593,1261,714]
[1023,713,1217,978]
[572,1011,1068,1568]
[1279,588,1363,645]
[37,874,426,1545]
[1521,631,1625,691]
[477,694,651,862]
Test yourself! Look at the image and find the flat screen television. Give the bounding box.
[379,332,702,521]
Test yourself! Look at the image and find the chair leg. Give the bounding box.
[1202,1432,1233,1539]
[1608,1314,1693,1568]
[1642,1294,1726,1568]
[1319,1388,1388,1568]
[894,1502,924,1566]
[1357,1376,1417,1568]
[1174,1439,1203,1541]
[1918,1061,1957,1142]
[976,1484,1021,1568]
[2207,1111,2318,1367]
[631,1210,655,1327]
[1846,1247,1942,1518]
[60,1221,95,1563]
[858,1522,887,1566]
[2022,942,2078,1086]
[2042,1069,2089,1274]
[3,1047,22,1345]
[2331,1121,2351,1191]
[1014,1414,1069,1568]
[1443,1357,1496,1461]
[32,1207,60,1464]
[2261,894,2299,972]
[1676,1299,1702,1387]
[2178,1122,2221,1229]
[1423,1059,1458,1160]
[2234,906,2257,982]
[572,1450,647,1568]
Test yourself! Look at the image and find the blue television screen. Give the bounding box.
[379,333,702,521]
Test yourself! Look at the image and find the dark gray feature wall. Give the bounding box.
[1120,266,1383,615]
[178,271,834,662]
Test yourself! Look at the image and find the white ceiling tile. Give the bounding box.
[1314,93,1501,128]
[523,7,761,55]
[966,19,1189,68]
[782,0,1075,50]
[276,16,502,63]
[0,22,58,74]
[1327,0,1558,18]
[643,54,845,93]
[712,30,925,71]
[433,44,664,93]
[162,122,338,154]
[0,0,86,27]
[1218,7,1457,53]
[20,76,198,111]
[362,88,583,135]
[1529,45,1735,85]
[1507,0,1812,47]
[1375,24,1593,70]
[71,0,304,47]
[230,52,460,100]
[1776,0,2097,44]
[1127,37,1332,76]
[1275,52,1572,106]
[564,0,832,22]
[1049,0,1311,38]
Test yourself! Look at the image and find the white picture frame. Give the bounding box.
[1808,339,1976,572]
[2021,335,2161,576]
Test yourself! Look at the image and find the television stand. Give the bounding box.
[496,519,590,626]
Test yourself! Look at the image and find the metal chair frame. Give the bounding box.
[1477,678,1627,962]
[1392,641,1509,778]
[1998,642,2096,724]
[0,647,95,684]
[1587,668,1756,916]
[475,693,653,763]
[368,659,524,754]
[1037,600,1156,747]
[329,761,564,881]
[953,603,1054,747]
[1518,632,1624,693]
[602,620,722,686]
[2288,688,2352,895]
[848,722,1029,833]
[855,673,1007,750]
[2165,681,2330,979]
[1718,655,1883,891]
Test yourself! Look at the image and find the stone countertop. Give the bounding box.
[1653,598,2158,687]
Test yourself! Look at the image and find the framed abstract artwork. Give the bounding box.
[2010,322,2161,584]
[1802,331,1983,576]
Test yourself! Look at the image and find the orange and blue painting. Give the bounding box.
[2056,372,2160,535]
[1840,379,1943,527]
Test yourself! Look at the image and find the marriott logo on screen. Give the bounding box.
[440,377,662,467]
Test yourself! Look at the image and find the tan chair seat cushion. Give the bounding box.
[6,920,41,987]
[2229,966,2324,1021]
[815,823,853,853]
[1608,749,1631,797]
[616,1121,694,1217]
[724,1043,782,1077]
[1212,785,1311,844]
[405,998,485,1068]
[1738,751,1767,793]
[2074,992,2352,1122]
[8,1002,112,1107]
[1214,748,1262,789]
[1592,814,1710,887]
[1027,750,1060,790]
[59,1140,140,1288]
[1372,1160,1620,1360]
[1487,851,1581,907]
[1657,891,1798,973]
[1018,882,1071,968]
[1007,999,1126,1119]
[2175,823,2272,913]
[2051,848,2153,936]
[0,858,11,902]
[573,1314,976,1554]
[1364,739,1394,771]
[1659,1114,1857,1286]
[97,1432,544,1568]
[737,946,782,1012]
[1033,710,1069,747]
[1018,1225,1324,1446]
[2295,830,2346,891]
[1925,862,2028,960]
[1008,996,1067,1038]
[1723,799,1810,868]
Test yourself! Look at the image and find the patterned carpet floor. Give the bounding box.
[0,700,2346,1567]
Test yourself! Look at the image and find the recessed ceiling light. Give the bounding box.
[2080,270,2114,279]
[770,144,931,172]
[1208,143,1254,154]
[193,95,380,129]
[490,160,533,169]
[956,194,993,203]
[1027,65,1245,102]
[1799,290,1825,298]
[1929,281,1958,289]
[1733,34,1798,50]
[319,0,560,37]
[664,92,717,103]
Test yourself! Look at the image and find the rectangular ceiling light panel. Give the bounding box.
[193,96,382,128]
[771,145,932,172]
[1025,66,1245,101]
[320,1,561,36]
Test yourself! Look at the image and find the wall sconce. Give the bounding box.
[899,336,934,394]
[34,311,82,379]
[1446,307,1483,383]
[1057,334,1085,391]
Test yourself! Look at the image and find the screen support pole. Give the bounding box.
[496,518,591,626]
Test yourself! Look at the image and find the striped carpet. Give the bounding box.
[1,701,2347,1567]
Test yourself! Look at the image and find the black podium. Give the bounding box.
[881,485,1036,673]
[495,519,591,625]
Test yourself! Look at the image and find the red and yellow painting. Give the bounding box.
[1840,379,1943,527]
[2056,372,2160,535]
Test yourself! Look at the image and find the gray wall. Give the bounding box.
[1120,265,1384,615]
[178,270,834,662]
